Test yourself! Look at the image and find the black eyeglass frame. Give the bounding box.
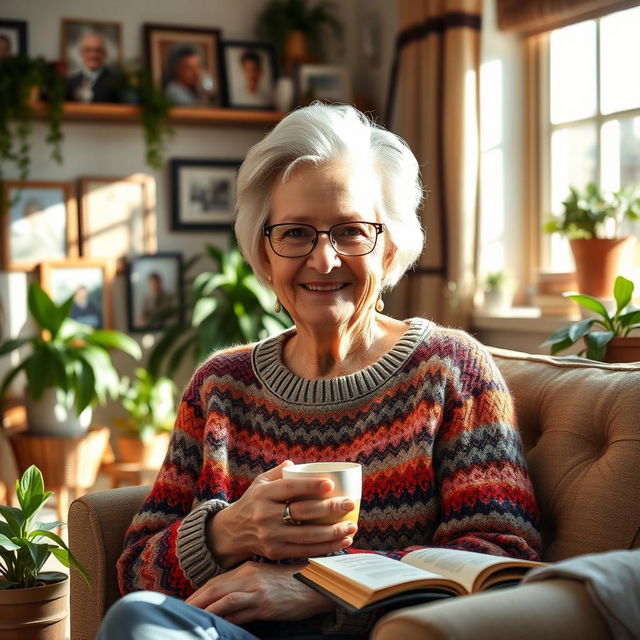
[263,221,385,258]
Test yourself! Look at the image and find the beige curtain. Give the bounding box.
[385,0,482,329]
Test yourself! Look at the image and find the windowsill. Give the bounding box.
[472,307,579,333]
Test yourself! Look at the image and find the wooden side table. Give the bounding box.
[9,425,110,522]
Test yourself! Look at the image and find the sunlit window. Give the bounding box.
[543,6,640,273]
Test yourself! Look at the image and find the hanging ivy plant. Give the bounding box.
[0,55,64,209]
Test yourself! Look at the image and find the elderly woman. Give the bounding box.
[99,104,541,640]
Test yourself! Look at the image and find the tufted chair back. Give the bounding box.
[489,348,640,561]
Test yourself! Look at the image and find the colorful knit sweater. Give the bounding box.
[118,317,541,612]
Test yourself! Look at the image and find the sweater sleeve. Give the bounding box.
[116,371,229,597]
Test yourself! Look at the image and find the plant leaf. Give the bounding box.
[539,325,571,348]
[0,533,20,551]
[613,275,634,313]
[0,505,26,534]
[567,318,596,343]
[563,293,611,320]
[584,331,614,361]
[0,336,37,357]
[50,547,91,586]
[86,330,142,360]
[619,309,640,328]
[27,283,59,334]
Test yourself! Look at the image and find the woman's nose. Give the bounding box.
[306,233,342,272]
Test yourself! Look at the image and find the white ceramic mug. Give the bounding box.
[282,462,362,524]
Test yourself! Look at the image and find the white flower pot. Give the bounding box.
[26,388,93,436]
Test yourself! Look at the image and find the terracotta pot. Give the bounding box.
[0,576,68,640]
[604,337,640,363]
[569,237,636,298]
[117,432,171,467]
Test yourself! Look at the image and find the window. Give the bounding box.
[541,6,640,273]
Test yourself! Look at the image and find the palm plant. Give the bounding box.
[148,244,292,377]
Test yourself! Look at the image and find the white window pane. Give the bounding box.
[548,125,598,271]
[550,21,597,124]
[550,125,598,208]
[600,7,640,114]
[620,116,640,186]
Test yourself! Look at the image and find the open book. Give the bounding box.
[295,548,544,612]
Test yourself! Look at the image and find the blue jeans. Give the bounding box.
[97,591,357,640]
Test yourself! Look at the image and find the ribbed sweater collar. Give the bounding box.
[252,317,432,406]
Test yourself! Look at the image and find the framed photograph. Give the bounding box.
[170,158,241,231]
[78,175,157,269]
[38,259,115,330]
[1,181,79,272]
[127,253,183,332]
[296,64,353,105]
[61,19,122,103]
[144,23,222,107]
[220,40,277,109]
[0,19,28,57]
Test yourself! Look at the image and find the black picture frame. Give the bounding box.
[170,158,241,231]
[220,40,278,110]
[144,23,223,107]
[126,253,183,333]
[0,19,28,57]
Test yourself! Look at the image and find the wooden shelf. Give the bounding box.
[32,101,284,127]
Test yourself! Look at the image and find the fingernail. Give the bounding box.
[320,480,333,492]
[343,537,353,547]
[341,499,354,511]
[345,522,357,533]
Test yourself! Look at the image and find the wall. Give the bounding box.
[0,1,398,410]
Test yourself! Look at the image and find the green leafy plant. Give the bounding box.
[540,275,640,360]
[149,244,292,377]
[255,0,342,68]
[484,271,511,292]
[0,55,65,207]
[0,283,142,414]
[544,182,640,239]
[115,368,177,443]
[114,62,174,170]
[0,465,90,589]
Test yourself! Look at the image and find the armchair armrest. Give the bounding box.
[69,485,150,640]
[371,579,611,640]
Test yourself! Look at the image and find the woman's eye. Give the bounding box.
[282,226,312,239]
[336,225,365,238]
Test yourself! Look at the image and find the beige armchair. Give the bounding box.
[69,348,640,640]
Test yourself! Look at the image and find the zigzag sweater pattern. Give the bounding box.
[118,317,541,599]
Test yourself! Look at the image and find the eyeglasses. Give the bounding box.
[263,221,384,258]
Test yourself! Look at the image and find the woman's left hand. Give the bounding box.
[185,561,334,625]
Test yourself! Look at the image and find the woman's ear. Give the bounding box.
[383,243,397,271]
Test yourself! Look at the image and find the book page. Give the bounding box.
[402,548,524,593]
[308,554,446,591]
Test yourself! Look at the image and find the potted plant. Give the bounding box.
[544,182,640,298]
[148,243,292,377]
[0,55,65,209]
[0,283,142,435]
[482,270,514,313]
[0,465,90,639]
[255,0,343,76]
[113,367,177,467]
[540,275,640,362]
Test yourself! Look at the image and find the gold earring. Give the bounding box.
[375,296,384,312]
[274,298,282,313]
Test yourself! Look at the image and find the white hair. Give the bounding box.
[234,103,425,290]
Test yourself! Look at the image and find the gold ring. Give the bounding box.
[282,501,302,526]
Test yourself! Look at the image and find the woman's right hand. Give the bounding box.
[206,460,357,567]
